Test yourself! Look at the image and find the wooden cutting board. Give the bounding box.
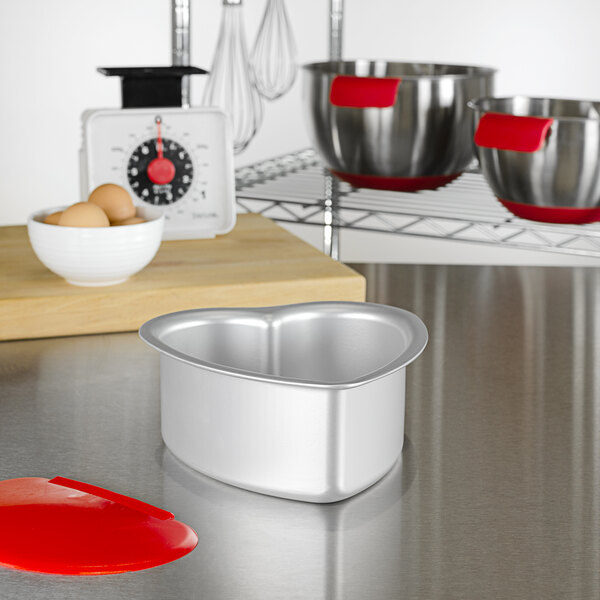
[0,214,366,341]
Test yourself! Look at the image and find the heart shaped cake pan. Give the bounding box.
[140,302,428,503]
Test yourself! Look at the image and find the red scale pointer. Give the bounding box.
[147,116,177,185]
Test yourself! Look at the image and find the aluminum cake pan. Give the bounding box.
[139,301,428,502]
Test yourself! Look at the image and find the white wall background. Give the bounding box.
[1,0,600,263]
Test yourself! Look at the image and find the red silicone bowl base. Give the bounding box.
[330,170,461,192]
[499,198,600,224]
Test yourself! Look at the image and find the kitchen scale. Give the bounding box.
[80,67,236,240]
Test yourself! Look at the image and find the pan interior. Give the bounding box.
[160,311,415,385]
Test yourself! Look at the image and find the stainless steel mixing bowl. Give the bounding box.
[302,60,495,191]
[469,96,600,223]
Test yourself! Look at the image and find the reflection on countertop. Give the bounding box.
[1,264,600,599]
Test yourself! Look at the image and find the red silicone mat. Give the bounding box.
[0,476,198,575]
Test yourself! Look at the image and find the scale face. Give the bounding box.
[80,107,236,240]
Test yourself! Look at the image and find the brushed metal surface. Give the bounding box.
[470,96,600,207]
[139,302,427,502]
[1,264,600,598]
[303,61,495,178]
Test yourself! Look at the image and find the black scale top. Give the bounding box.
[98,66,208,108]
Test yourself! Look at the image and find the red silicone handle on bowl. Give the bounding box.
[474,112,554,152]
[329,75,401,108]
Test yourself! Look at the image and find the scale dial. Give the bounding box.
[127,137,193,205]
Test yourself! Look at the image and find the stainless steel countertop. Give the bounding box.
[2,264,599,599]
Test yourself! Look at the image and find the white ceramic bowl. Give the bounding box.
[27,204,164,286]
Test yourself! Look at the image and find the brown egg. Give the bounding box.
[43,211,63,225]
[112,216,146,226]
[58,202,110,227]
[88,183,136,224]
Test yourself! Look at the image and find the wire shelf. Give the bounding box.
[235,149,600,258]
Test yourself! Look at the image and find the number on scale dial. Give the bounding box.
[126,116,194,205]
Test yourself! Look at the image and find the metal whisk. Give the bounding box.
[251,0,297,100]
[202,0,263,154]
